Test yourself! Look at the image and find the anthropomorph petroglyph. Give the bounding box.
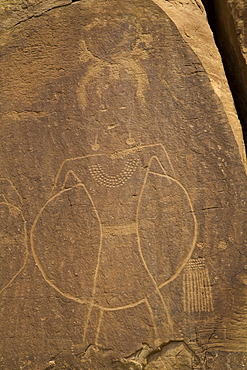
[30,62,198,346]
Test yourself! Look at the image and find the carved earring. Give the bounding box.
[126,131,136,146]
[91,133,100,151]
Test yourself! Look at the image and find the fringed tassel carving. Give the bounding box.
[183,258,213,313]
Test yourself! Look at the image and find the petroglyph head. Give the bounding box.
[77,60,151,153]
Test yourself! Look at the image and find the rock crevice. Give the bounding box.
[202,0,247,147]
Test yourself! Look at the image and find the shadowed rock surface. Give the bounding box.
[202,0,247,144]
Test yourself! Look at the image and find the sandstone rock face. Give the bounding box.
[0,0,246,369]
[154,0,247,171]
[203,0,247,143]
[217,0,247,63]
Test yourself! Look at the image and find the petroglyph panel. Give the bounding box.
[0,0,247,368]
[31,145,184,346]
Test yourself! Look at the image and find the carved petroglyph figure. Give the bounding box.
[0,178,28,294]
[183,257,213,313]
[30,62,198,346]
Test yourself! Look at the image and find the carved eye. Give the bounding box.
[107,123,118,130]
[126,137,135,145]
[99,104,107,111]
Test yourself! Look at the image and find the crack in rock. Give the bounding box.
[0,0,82,30]
[116,340,205,370]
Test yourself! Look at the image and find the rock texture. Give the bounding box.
[0,0,246,369]
[154,0,247,171]
[202,0,247,144]
[224,0,247,63]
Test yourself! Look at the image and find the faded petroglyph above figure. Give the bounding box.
[0,178,28,294]
[30,61,198,347]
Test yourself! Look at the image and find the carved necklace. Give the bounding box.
[89,158,139,188]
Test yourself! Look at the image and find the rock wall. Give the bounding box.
[0,0,246,369]
[154,0,247,172]
[202,0,247,145]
